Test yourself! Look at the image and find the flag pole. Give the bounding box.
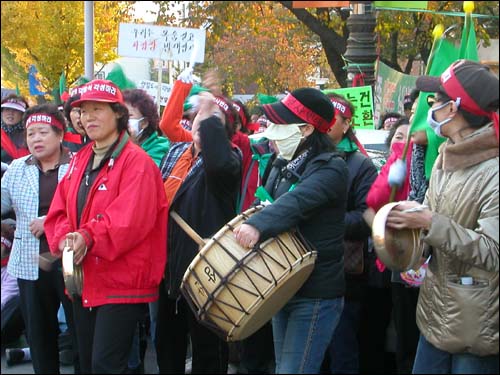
[388,24,444,202]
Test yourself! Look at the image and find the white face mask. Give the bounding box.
[274,125,303,161]
[128,117,144,136]
[426,99,457,137]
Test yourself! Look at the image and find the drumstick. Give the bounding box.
[170,211,206,247]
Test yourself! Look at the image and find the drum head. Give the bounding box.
[372,202,423,272]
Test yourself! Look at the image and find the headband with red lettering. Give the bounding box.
[25,114,64,130]
[281,94,333,133]
[330,98,353,120]
[214,96,235,125]
[441,65,499,142]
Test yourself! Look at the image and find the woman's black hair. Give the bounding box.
[378,111,403,130]
[109,103,130,133]
[385,116,410,150]
[295,128,336,159]
[63,94,81,127]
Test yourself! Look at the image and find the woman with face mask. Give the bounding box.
[123,89,170,167]
[386,60,499,374]
[235,87,349,374]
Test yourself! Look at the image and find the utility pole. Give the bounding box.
[84,1,94,80]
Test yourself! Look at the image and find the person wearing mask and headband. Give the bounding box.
[386,59,499,375]
[238,87,349,374]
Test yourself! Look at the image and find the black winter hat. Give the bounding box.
[262,88,335,133]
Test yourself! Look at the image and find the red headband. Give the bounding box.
[214,96,235,125]
[1,236,12,250]
[441,66,499,142]
[330,98,352,120]
[25,114,64,130]
[282,94,333,133]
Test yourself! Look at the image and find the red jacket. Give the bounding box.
[44,134,168,307]
[366,141,412,212]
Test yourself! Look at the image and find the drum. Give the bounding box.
[180,206,317,342]
[372,202,425,272]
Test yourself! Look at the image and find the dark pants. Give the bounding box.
[72,298,145,374]
[358,285,395,374]
[238,322,274,374]
[17,265,71,374]
[392,283,419,374]
[155,286,228,374]
[1,295,25,346]
[326,299,361,374]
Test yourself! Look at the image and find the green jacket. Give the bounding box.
[141,132,170,167]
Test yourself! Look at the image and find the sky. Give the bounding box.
[132,1,159,23]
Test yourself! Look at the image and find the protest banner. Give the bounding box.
[118,23,205,62]
[323,85,374,129]
[137,80,172,106]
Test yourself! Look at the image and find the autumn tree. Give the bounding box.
[1,1,135,100]
[151,1,498,91]
[151,1,327,95]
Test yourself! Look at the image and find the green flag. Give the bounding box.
[106,63,136,91]
[15,83,20,96]
[459,10,479,61]
[257,93,278,105]
[59,72,67,97]
[409,37,459,178]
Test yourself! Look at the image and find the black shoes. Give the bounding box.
[5,348,26,366]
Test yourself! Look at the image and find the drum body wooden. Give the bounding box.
[180,206,317,342]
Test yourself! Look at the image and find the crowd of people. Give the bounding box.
[1,58,498,375]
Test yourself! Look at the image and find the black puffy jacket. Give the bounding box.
[245,151,348,299]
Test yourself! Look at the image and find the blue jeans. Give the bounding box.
[413,334,499,374]
[328,299,361,374]
[272,296,344,374]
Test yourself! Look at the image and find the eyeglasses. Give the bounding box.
[426,95,437,107]
[427,95,450,107]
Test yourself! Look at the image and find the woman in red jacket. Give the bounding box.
[44,79,168,374]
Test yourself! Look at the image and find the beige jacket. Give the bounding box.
[417,124,499,356]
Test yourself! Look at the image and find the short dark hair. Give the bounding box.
[122,89,160,142]
[63,94,81,126]
[385,117,410,149]
[109,103,130,133]
[379,111,403,130]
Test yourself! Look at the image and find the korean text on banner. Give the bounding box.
[374,60,418,126]
[118,23,206,62]
[323,86,374,129]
